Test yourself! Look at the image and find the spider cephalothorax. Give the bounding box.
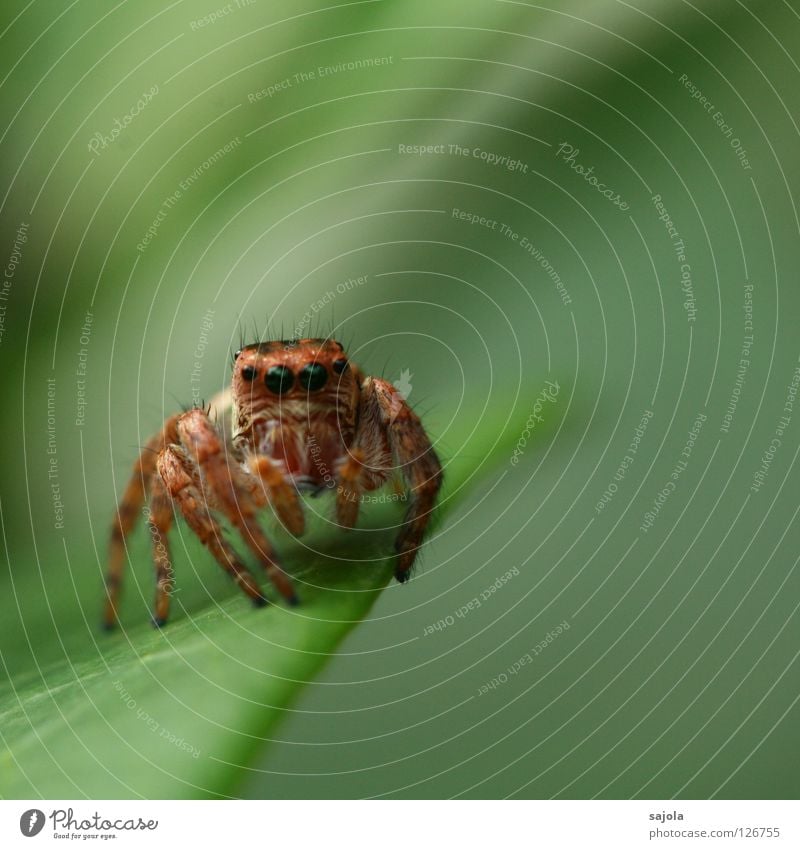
[104,337,443,628]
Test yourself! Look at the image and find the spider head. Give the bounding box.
[232,338,359,430]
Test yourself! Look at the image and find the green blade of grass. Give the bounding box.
[0,401,542,798]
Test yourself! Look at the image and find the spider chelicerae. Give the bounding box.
[103,337,443,628]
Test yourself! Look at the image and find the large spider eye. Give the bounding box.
[332,358,348,375]
[299,363,328,391]
[240,365,257,381]
[265,365,294,394]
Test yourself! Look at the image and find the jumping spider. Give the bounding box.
[103,338,443,628]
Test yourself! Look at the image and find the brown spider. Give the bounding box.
[103,337,443,628]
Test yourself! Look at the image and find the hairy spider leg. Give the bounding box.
[104,414,180,629]
[157,444,268,611]
[171,408,298,605]
[335,377,443,582]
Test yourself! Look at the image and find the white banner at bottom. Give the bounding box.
[1,799,797,848]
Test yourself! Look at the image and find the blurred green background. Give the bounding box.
[1,0,799,799]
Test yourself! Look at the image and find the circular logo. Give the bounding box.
[19,810,45,837]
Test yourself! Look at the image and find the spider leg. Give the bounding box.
[346,378,443,582]
[334,446,367,529]
[157,444,268,608]
[390,420,443,582]
[147,474,175,627]
[103,415,180,629]
[174,409,298,605]
[247,454,305,536]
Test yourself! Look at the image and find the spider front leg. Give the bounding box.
[246,453,305,536]
[338,377,443,583]
[335,446,369,529]
[156,445,268,611]
[168,408,298,605]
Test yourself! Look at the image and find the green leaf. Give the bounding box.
[0,403,538,798]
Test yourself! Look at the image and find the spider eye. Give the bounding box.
[332,358,348,375]
[299,363,328,391]
[240,365,257,381]
[265,365,294,394]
